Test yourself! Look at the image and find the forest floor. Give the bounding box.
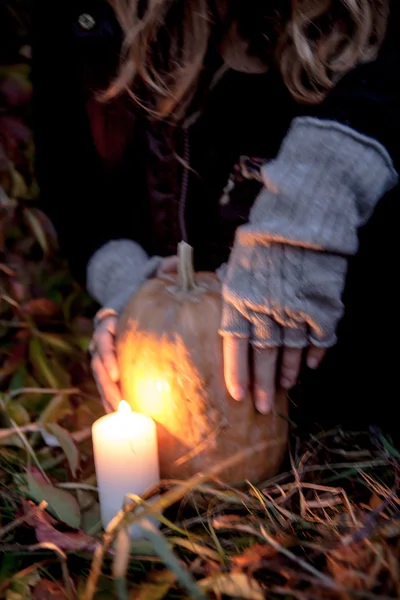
[1,14,400,600]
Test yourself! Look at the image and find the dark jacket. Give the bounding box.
[32,0,400,283]
[32,1,400,431]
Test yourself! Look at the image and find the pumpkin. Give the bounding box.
[116,242,288,483]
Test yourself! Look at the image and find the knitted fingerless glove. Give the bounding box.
[220,117,398,348]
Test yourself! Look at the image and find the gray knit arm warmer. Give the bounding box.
[220,117,398,348]
[87,240,162,314]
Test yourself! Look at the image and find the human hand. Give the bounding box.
[219,232,346,414]
[90,256,178,412]
[219,117,397,413]
[90,312,121,413]
[222,333,326,415]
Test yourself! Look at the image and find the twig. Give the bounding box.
[260,525,339,590]
[0,423,38,440]
[8,387,80,399]
[0,320,29,328]
[0,500,47,539]
[56,483,98,492]
[0,264,16,276]
[289,451,307,519]
[261,459,389,488]
[0,424,91,444]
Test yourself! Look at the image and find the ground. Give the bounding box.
[1,5,400,599]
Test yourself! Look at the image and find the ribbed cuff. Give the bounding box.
[248,117,398,256]
[87,239,161,313]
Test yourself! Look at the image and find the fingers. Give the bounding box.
[94,317,119,382]
[91,353,121,413]
[223,336,249,401]
[306,346,326,369]
[280,347,302,389]
[157,255,178,275]
[90,315,121,414]
[253,346,279,414]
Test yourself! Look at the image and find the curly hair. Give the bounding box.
[104,0,389,120]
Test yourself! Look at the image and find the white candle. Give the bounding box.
[92,400,160,536]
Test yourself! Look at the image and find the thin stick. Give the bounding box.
[0,424,91,443]
[0,500,47,539]
[261,459,389,488]
[8,387,80,399]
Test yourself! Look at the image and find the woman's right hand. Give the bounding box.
[90,313,121,413]
[90,255,178,412]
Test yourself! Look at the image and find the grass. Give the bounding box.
[1,28,400,600]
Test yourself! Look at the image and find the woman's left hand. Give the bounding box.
[222,333,326,414]
[219,228,347,414]
[218,116,398,414]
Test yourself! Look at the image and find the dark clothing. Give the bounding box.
[31,1,400,435]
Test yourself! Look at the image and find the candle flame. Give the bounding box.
[118,400,132,416]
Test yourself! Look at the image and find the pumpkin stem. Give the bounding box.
[178,241,197,292]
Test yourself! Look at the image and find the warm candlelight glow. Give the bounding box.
[130,375,171,421]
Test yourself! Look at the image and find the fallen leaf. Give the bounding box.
[199,572,264,600]
[37,394,72,428]
[327,541,378,596]
[0,434,25,448]
[0,343,26,378]
[23,500,97,552]
[81,502,102,535]
[232,543,278,570]
[131,570,176,600]
[43,423,79,477]
[26,469,81,529]
[37,333,76,354]
[32,579,66,600]
[4,569,40,600]
[22,299,60,318]
[29,338,59,389]
[232,534,294,571]
[169,537,222,562]
[5,401,31,426]
[13,170,29,198]
[23,208,48,253]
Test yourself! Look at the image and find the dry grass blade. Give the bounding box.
[139,519,207,600]
[27,542,75,600]
[6,416,51,483]
[113,526,130,600]
[2,57,400,599]
[7,387,80,399]
[82,439,282,600]
[168,536,222,562]
[260,526,340,591]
